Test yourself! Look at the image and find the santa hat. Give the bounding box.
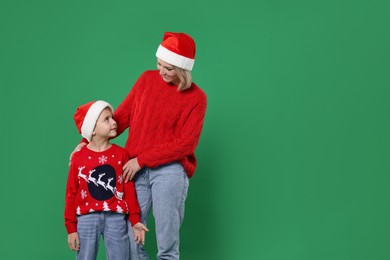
[156,32,196,71]
[73,100,114,142]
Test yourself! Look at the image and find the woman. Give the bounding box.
[74,32,207,259]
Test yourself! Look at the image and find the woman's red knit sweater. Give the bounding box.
[114,70,207,178]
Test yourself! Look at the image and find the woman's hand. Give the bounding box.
[69,143,87,165]
[68,232,80,251]
[132,222,149,245]
[123,157,141,182]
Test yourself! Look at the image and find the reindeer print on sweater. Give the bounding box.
[64,144,141,234]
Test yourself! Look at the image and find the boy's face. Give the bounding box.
[93,108,117,140]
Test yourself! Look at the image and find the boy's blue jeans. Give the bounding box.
[128,162,189,260]
[76,212,129,260]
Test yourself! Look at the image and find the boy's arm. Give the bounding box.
[122,151,149,244]
[123,178,141,226]
[122,152,141,225]
[64,159,79,234]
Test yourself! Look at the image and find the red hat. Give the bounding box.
[156,32,196,71]
[73,100,114,142]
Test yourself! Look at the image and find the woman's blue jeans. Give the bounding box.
[128,162,189,260]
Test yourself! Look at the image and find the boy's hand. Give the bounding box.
[132,222,149,245]
[123,158,141,182]
[68,232,80,251]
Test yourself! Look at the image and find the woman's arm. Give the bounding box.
[68,142,87,165]
[114,72,145,136]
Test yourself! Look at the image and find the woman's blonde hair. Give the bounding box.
[175,67,192,91]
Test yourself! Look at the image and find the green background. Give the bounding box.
[1,0,389,259]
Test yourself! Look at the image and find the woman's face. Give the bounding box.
[157,59,180,85]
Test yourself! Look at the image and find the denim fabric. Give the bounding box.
[77,212,129,260]
[129,162,189,260]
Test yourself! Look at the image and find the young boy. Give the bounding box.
[65,100,148,260]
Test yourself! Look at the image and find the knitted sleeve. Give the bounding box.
[122,152,141,225]
[114,72,145,137]
[64,158,79,234]
[124,181,141,226]
[137,96,207,168]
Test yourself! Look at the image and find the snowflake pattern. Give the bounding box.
[81,190,87,199]
[98,155,108,164]
[118,175,123,184]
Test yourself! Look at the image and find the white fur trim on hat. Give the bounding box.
[81,100,114,142]
[156,45,195,71]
